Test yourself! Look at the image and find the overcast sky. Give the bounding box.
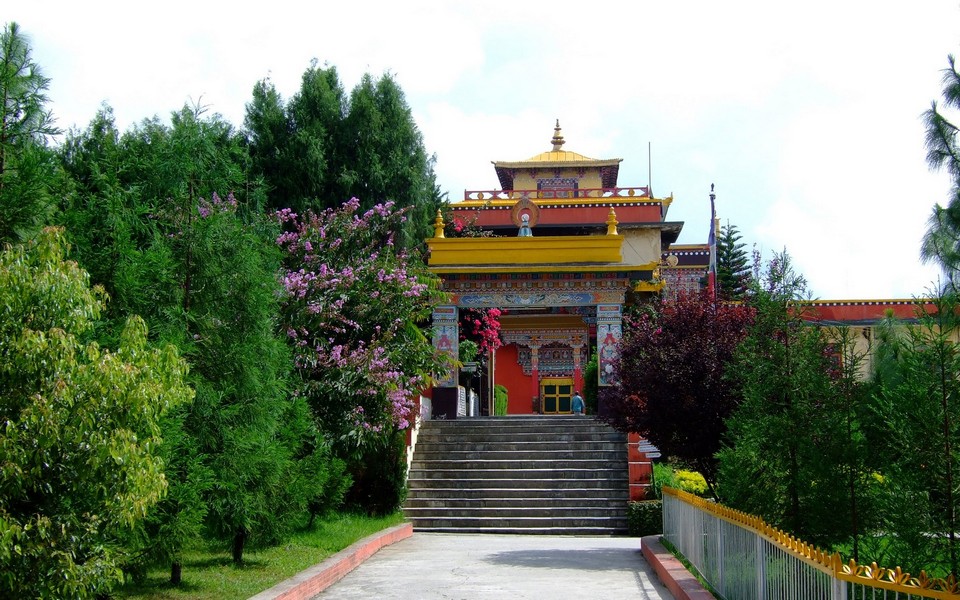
[10,1,960,299]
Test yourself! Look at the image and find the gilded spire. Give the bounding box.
[551,119,565,151]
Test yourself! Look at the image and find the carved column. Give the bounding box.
[597,304,622,387]
[432,306,458,388]
[571,335,585,394]
[529,340,541,412]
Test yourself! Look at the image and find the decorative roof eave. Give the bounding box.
[429,262,659,275]
[493,157,623,169]
[493,159,622,190]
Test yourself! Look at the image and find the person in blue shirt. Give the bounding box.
[571,390,585,415]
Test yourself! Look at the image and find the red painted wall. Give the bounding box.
[451,204,662,228]
[494,344,535,414]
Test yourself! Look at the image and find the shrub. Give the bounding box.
[676,469,709,496]
[628,500,662,536]
[494,384,508,416]
[652,462,677,499]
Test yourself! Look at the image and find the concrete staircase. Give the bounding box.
[404,416,629,535]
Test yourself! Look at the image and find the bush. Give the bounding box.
[343,430,409,516]
[676,469,708,496]
[653,463,709,498]
[652,462,677,499]
[628,500,662,536]
[494,384,508,416]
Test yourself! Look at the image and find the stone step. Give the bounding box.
[412,449,625,461]
[406,417,628,535]
[406,487,629,500]
[408,468,626,481]
[416,432,625,444]
[410,458,626,471]
[404,497,628,509]
[405,516,628,530]
[413,441,625,453]
[408,477,626,490]
[409,526,627,535]
[404,506,626,519]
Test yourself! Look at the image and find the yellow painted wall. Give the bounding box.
[620,229,661,267]
[512,167,603,191]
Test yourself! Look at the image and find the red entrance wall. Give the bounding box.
[494,344,535,415]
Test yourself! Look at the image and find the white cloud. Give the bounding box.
[7,0,960,299]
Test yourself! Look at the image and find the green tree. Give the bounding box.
[59,107,345,569]
[0,227,193,599]
[922,54,960,288]
[868,293,960,577]
[0,22,59,243]
[717,252,865,548]
[246,63,345,215]
[245,64,442,247]
[716,221,751,299]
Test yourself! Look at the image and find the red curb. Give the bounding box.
[249,522,413,600]
[641,535,716,600]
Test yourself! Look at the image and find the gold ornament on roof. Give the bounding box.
[551,119,565,151]
[606,207,619,235]
[433,210,445,239]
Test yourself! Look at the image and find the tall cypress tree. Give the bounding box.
[716,221,751,300]
[0,22,60,243]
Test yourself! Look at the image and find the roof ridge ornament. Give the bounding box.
[551,119,565,151]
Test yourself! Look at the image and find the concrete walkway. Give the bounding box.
[313,533,671,599]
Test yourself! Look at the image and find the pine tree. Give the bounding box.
[0,22,59,243]
[716,221,751,299]
[922,55,960,289]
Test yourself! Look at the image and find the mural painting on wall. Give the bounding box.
[597,304,623,386]
[432,306,458,388]
[518,344,588,376]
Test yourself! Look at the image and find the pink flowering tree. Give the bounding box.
[459,307,504,358]
[276,198,448,444]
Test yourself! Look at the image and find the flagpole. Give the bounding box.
[708,183,717,301]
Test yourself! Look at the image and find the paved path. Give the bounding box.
[314,533,671,599]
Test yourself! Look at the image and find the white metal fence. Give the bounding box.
[661,487,958,600]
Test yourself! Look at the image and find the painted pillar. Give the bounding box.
[596,304,623,386]
[432,306,458,387]
[529,343,541,412]
[571,335,585,395]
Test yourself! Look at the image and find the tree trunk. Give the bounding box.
[233,527,247,564]
[170,561,182,585]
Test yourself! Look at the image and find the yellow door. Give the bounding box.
[541,378,573,414]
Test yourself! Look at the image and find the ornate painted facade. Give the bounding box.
[427,122,682,416]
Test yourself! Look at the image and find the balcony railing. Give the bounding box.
[463,186,651,202]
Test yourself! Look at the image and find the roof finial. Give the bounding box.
[551,119,565,151]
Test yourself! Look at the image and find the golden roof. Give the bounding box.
[492,120,622,189]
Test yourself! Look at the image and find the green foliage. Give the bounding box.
[866,293,960,577]
[0,227,193,599]
[652,462,676,500]
[245,64,442,248]
[922,55,960,287]
[459,338,479,364]
[58,107,340,569]
[494,384,508,416]
[717,251,870,550]
[675,470,708,496]
[717,221,751,300]
[0,22,60,244]
[583,349,598,415]
[627,500,662,537]
[343,430,409,516]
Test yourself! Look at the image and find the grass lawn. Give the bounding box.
[116,512,406,600]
